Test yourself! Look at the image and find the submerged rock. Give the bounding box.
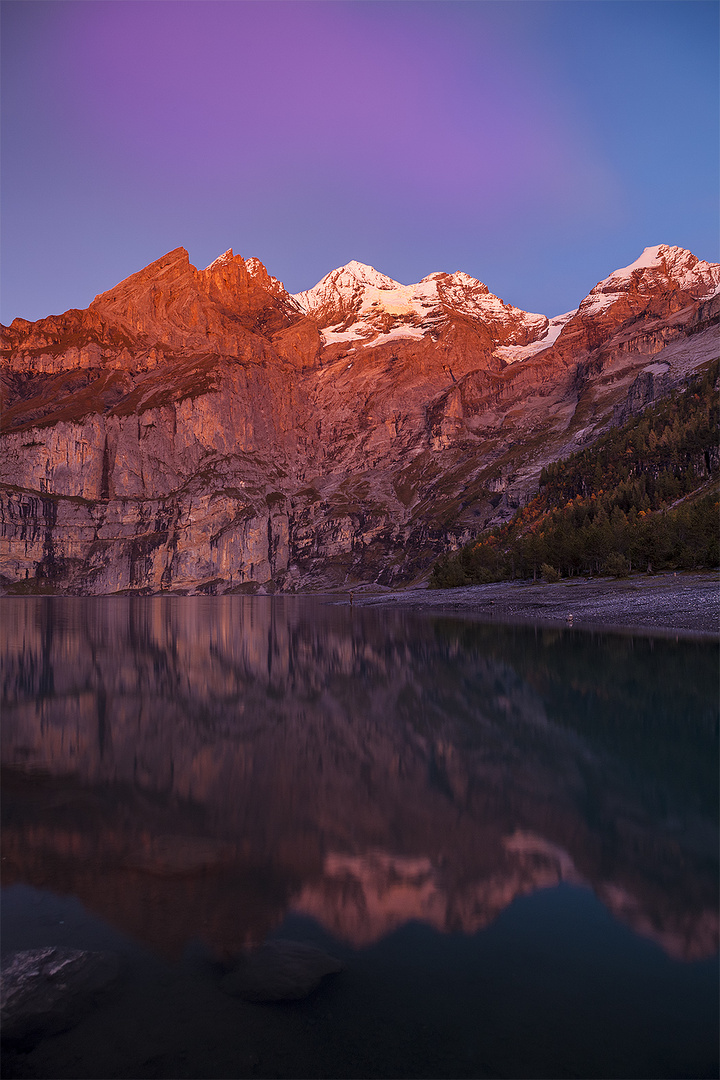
[0,947,120,1044]
[220,939,343,1002]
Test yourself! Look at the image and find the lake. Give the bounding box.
[1,596,718,1079]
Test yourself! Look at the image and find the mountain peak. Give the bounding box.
[203,248,236,272]
[610,244,690,280]
[303,261,401,295]
[580,244,720,318]
[290,260,547,348]
[89,247,194,321]
[292,262,401,327]
[339,261,399,287]
[244,256,265,278]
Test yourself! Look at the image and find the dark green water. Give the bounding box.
[1,596,718,1079]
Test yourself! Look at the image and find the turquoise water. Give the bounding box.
[1,596,718,1078]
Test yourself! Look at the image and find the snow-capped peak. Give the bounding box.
[292,261,547,350]
[340,260,400,289]
[610,244,666,278]
[293,262,401,315]
[580,244,720,317]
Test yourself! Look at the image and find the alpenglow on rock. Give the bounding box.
[1,245,718,594]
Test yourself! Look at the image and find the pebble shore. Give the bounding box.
[346,571,720,638]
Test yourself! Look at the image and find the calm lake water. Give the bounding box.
[1,596,718,1079]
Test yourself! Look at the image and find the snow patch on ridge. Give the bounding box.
[495,310,576,365]
[245,256,264,276]
[321,323,427,347]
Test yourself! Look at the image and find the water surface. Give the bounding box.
[1,596,718,1078]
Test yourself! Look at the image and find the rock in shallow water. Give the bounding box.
[1,947,120,1044]
[220,939,343,1002]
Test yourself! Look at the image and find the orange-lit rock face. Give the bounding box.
[1,244,718,593]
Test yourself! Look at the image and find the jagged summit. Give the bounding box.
[203,248,236,271]
[580,244,720,317]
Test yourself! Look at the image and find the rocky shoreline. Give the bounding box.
[344,571,720,638]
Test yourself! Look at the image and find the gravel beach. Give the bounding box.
[346,571,720,638]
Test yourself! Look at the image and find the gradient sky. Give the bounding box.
[2,0,718,324]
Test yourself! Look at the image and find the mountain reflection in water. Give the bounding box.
[1,596,718,965]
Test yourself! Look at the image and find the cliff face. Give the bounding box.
[1,245,718,593]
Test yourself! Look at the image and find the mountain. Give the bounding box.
[430,359,720,586]
[1,244,718,594]
[292,260,547,347]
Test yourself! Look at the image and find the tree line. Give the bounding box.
[431,359,719,587]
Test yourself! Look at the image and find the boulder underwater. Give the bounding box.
[220,939,343,1002]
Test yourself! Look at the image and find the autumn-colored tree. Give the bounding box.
[430,360,719,587]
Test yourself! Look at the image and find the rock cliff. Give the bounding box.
[1,244,718,593]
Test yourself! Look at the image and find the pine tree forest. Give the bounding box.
[431,359,720,587]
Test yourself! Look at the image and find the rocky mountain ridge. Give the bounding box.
[292,260,548,349]
[1,244,718,593]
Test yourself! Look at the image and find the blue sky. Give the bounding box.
[2,0,718,324]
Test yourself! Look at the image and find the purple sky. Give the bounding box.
[2,1,718,324]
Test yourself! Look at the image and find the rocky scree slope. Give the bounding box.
[1,244,718,594]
